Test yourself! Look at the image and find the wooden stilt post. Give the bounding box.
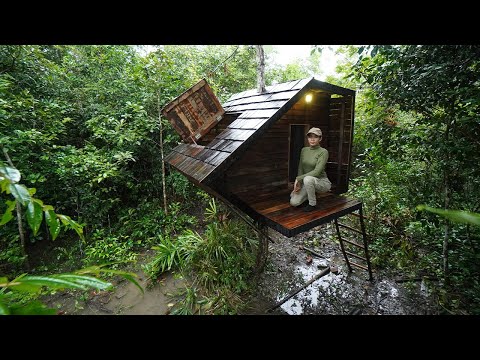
[334,218,352,272]
[255,220,269,275]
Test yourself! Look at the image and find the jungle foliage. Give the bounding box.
[0,45,258,271]
[334,45,480,314]
[144,198,258,314]
[2,44,480,314]
[0,45,276,314]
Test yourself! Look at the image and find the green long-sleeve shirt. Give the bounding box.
[296,145,329,184]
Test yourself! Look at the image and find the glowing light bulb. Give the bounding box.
[305,94,312,103]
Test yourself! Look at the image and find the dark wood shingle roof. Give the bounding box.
[165,77,314,184]
[165,77,357,238]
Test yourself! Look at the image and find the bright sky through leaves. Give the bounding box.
[269,45,340,78]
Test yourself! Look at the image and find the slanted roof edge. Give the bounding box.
[309,78,356,96]
[167,77,356,187]
[202,79,315,185]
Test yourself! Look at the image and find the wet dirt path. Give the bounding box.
[48,224,438,315]
[244,222,438,315]
[78,271,185,315]
[45,251,187,315]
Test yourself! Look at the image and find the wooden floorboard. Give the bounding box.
[282,200,360,228]
[235,189,362,237]
[272,198,355,225]
[250,195,291,212]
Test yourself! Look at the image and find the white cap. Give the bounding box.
[307,127,322,137]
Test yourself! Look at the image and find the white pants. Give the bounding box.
[290,176,331,207]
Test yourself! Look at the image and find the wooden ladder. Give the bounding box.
[333,204,373,281]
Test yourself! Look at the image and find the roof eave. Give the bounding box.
[308,78,356,96]
[202,81,315,184]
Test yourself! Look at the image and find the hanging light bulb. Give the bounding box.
[305,93,313,103]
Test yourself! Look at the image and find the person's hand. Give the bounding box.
[294,179,301,193]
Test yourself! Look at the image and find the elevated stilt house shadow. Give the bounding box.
[163,77,372,280]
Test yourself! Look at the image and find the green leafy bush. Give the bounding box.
[116,200,198,247]
[144,199,258,314]
[0,233,25,273]
[0,265,142,315]
[83,229,137,267]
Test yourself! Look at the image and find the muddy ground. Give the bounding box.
[45,223,439,315]
[242,223,439,315]
[43,250,185,315]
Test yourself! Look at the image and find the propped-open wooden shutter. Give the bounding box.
[162,79,225,144]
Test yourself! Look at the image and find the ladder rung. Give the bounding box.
[350,261,368,271]
[341,238,364,249]
[345,250,367,262]
[338,222,363,234]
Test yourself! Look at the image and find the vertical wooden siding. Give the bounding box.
[326,95,354,193]
[225,92,330,198]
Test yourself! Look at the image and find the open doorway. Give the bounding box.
[288,124,308,183]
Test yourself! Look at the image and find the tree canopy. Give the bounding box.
[1,44,480,314]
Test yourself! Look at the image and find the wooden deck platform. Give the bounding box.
[232,189,362,238]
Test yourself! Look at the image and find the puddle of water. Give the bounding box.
[255,225,438,315]
[282,298,303,315]
[279,257,348,315]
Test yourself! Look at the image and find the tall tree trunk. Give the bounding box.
[158,92,168,215]
[442,115,453,285]
[443,170,450,283]
[2,147,30,270]
[255,45,266,93]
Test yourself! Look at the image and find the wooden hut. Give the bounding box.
[164,77,372,279]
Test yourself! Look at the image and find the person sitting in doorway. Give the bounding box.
[290,127,332,212]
